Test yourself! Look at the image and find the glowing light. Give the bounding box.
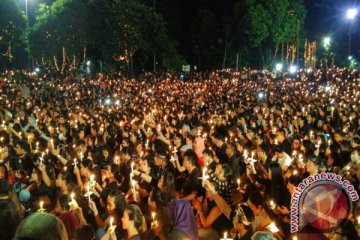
[275,63,283,71]
[289,65,297,74]
[347,8,358,20]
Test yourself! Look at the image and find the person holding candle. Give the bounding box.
[148,187,172,240]
[202,180,255,240]
[55,194,81,240]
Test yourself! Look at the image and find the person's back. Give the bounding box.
[14,212,68,240]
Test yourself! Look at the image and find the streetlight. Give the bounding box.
[346,8,358,58]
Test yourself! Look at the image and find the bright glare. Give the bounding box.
[323,37,331,46]
[347,8,358,19]
[258,92,265,99]
[86,60,91,66]
[105,99,111,105]
[275,63,283,71]
[289,65,297,74]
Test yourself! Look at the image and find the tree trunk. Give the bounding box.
[271,44,279,66]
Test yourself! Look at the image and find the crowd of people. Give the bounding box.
[0,68,359,240]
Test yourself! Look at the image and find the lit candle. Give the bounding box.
[109,216,115,231]
[71,192,75,203]
[267,222,279,233]
[223,232,228,240]
[38,201,45,212]
[269,200,276,209]
[237,178,240,189]
[202,167,208,186]
[152,212,156,221]
[50,139,54,149]
[357,215,360,225]
[131,162,135,174]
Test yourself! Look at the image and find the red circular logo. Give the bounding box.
[301,183,350,230]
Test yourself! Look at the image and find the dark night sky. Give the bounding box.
[304,0,360,59]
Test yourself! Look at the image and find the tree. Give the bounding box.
[27,0,183,73]
[0,0,26,69]
[244,0,306,66]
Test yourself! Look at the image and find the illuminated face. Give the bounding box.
[121,209,131,230]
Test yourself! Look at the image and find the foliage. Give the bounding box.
[27,0,184,72]
[0,0,25,68]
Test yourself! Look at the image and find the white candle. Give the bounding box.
[152,212,156,221]
[202,167,207,186]
[131,162,135,174]
[237,178,240,189]
[357,215,360,225]
[40,201,43,209]
[50,139,54,149]
[110,216,114,228]
[71,192,75,203]
[269,200,276,209]
[223,232,228,240]
[267,222,279,233]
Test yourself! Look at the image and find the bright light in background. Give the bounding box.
[86,60,91,66]
[289,65,297,74]
[115,100,120,105]
[306,68,312,73]
[275,63,283,71]
[347,8,358,20]
[34,67,40,73]
[258,92,265,99]
[323,37,331,46]
[105,99,111,105]
[325,86,331,92]
[348,56,353,60]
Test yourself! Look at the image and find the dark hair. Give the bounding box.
[150,187,169,208]
[74,225,95,240]
[248,191,264,209]
[108,190,127,217]
[126,204,145,230]
[0,180,11,197]
[288,175,302,186]
[183,149,198,166]
[81,159,93,170]
[0,200,21,240]
[162,172,176,201]
[58,194,71,211]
